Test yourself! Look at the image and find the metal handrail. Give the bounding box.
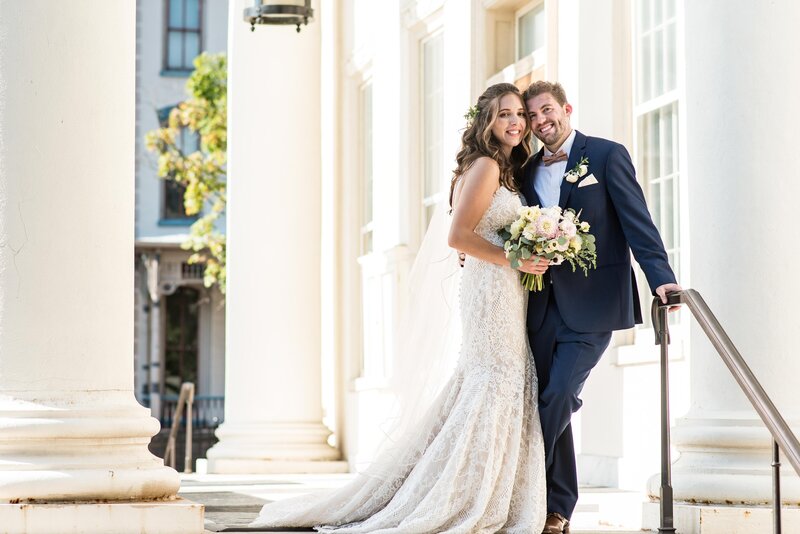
[163,382,195,474]
[653,289,800,534]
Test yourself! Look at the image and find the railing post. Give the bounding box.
[653,299,677,534]
[184,383,195,474]
[773,439,782,534]
[163,382,194,472]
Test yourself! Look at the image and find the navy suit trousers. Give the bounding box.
[529,291,612,519]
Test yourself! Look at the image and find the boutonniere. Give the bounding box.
[564,156,589,183]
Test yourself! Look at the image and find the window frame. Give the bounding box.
[419,30,446,237]
[162,0,204,75]
[515,1,546,62]
[625,0,687,357]
[158,107,201,225]
[359,80,375,255]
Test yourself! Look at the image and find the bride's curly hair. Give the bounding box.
[449,83,532,207]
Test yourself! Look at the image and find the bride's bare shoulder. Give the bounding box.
[452,157,501,209]
[465,156,500,178]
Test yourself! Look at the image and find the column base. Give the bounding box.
[649,414,800,503]
[0,391,179,501]
[643,502,800,533]
[206,421,347,474]
[0,497,203,534]
[206,458,349,474]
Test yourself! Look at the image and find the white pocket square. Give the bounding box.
[578,174,598,187]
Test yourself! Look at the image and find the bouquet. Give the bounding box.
[498,206,597,291]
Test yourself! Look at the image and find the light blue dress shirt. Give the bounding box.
[533,129,577,208]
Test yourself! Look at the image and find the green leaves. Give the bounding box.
[146,52,228,293]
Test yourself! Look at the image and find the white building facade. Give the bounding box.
[210,0,800,530]
[327,0,693,490]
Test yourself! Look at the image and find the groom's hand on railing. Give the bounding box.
[656,283,683,312]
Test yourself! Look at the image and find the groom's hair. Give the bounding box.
[523,81,568,106]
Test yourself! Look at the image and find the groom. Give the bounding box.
[520,81,681,534]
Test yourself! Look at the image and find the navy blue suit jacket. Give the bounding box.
[521,131,676,333]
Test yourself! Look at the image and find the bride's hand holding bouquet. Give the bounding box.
[499,205,597,291]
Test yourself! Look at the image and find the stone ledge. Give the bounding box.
[0,497,203,534]
[643,502,800,533]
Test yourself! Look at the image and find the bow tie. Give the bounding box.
[542,150,568,166]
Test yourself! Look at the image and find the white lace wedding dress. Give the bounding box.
[251,186,546,533]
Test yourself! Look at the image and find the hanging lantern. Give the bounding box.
[244,1,314,33]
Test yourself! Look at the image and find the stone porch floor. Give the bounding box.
[179,473,648,533]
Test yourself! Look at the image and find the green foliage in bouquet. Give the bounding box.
[145,52,227,292]
[497,206,597,291]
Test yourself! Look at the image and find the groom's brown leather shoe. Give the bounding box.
[542,512,570,534]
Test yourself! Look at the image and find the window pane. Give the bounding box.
[654,28,664,97]
[662,105,674,175]
[640,33,652,103]
[648,110,661,179]
[648,181,661,232]
[639,0,652,33]
[423,34,444,203]
[180,128,200,155]
[164,179,188,219]
[168,31,183,69]
[169,0,185,28]
[653,0,663,28]
[517,5,545,59]
[666,0,676,20]
[665,22,677,93]
[185,0,200,29]
[184,32,200,68]
[663,177,674,248]
[362,231,373,255]
[361,83,373,231]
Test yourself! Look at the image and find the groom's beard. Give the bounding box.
[536,126,571,152]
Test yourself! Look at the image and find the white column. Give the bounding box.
[0,2,200,531]
[206,0,345,474]
[647,0,800,505]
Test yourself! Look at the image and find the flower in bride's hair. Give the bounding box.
[464,105,480,127]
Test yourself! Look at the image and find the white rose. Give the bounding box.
[579,221,590,232]
[559,220,577,238]
[578,164,588,176]
[510,219,524,239]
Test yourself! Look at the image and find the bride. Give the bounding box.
[251,83,549,533]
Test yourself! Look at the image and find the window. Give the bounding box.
[633,0,681,326]
[421,33,445,232]
[164,286,200,395]
[360,82,374,254]
[486,1,547,93]
[517,3,545,60]
[159,108,200,221]
[164,0,203,72]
